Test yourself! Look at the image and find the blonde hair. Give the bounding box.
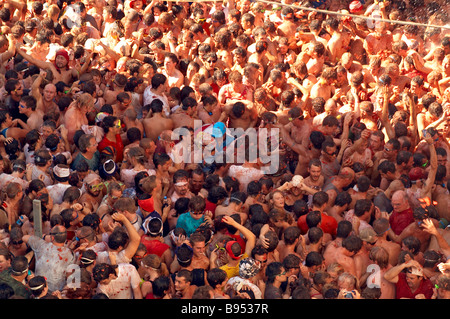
[128,147,146,165]
[142,254,169,276]
[76,93,94,109]
[369,246,390,269]
[139,175,158,194]
[337,272,357,290]
[47,4,60,18]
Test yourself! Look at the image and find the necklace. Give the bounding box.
[203,106,213,116]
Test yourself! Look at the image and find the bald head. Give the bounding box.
[392,190,406,201]
[43,83,56,102]
[338,167,355,186]
[391,190,410,212]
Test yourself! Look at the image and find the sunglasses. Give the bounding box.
[89,183,104,191]
[289,115,304,121]
[71,211,79,222]
[325,150,338,156]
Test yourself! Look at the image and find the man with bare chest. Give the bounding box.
[170,97,197,129]
[16,45,79,85]
[189,233,211,271]
[142,100,174,142]
[303,159,325,192]
[223,101,258,130]
[276,7,297,48]
[364,23,393,57]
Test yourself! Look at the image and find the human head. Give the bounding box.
[265,261,287,284]
[391,190,410,212]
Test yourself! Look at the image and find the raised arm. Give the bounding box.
[97,41,121,63]
[422,218,450,257]
[380,86,395,140]
[0,34,16,63]
[384,257,422,284]
[422,135,438,198]
[221,215,256,256]
[111,212,141,260]
[15,43,54,72]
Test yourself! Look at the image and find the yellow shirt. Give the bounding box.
[219,253,249,279]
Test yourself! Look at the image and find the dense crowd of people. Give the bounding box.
[0,0,448,300]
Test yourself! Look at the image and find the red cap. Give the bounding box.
[349,1,363,13]
[55,49,70,64]
[409,167,425,181]
[225,241,242,260]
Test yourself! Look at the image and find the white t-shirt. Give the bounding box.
[47,183,73,205]
[227,165,264,193]
[96,249,132,265]
[27,236,76,292]
[0,173,29,190]
[120,168,156,189]
[96,263,141,299]
[143,86,170,117]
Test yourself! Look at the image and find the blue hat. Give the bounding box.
[212,122,226,138]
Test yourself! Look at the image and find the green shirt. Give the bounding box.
[71,151,100,172]
[0,268,32,299]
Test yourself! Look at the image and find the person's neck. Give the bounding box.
[52,241,65,247]
[242,161,258,168]
[11,274,26,283]
[83,150,95,159]
[166,67,175,76]
[272,279,282,288]
[133,162,145,170]
[11,94,21,102]
[43,98,54,107]
[11,171,23,178]
[24,109,33,117]
[152,87,164,96]
[106,131,116,140]
[7,198,20,207]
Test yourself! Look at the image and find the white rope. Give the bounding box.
[166,0,450,30]
[256,0,450,30]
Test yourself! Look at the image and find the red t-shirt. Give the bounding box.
[140,236,170,257]
[395,272,434,299]
[98,134,124,162]
[389,208,414,235]
[297,212,337,237]
[205,199,217,218]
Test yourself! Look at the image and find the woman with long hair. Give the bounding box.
[63,93,92,143]
[120,146,156,188]
[139,254,170,299]
[98,115,124,163]
[0,182,24,227]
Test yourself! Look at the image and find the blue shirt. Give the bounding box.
[176,212,205,237]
